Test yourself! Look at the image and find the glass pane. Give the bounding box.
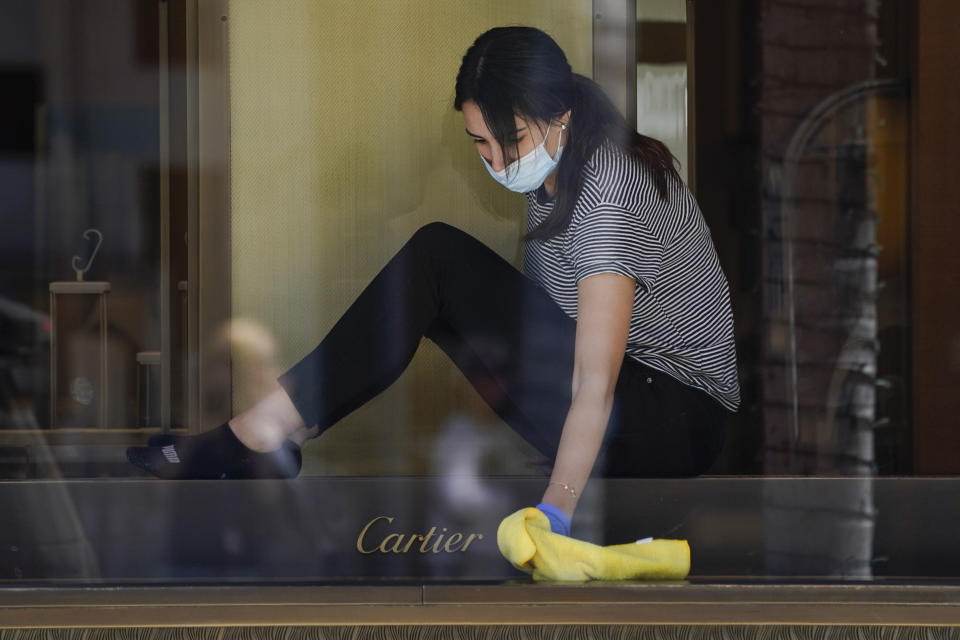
[636,0,688,183]
[227,1,594,477]
[1,0,175,476]
[2,0,956,590]
[3,477,959,582]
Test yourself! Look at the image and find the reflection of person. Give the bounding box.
[127,26,740,534]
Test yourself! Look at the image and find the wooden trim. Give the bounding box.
[911,0,960,473]
[2,584,960,627]
[636,21,686,64]
[195,0,232,431]
[184,0,199,429]
[167,0,191,429]
[158,0,172,431]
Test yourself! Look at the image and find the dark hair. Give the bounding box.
[454,26,681,241]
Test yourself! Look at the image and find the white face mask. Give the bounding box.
[481,122,567,193]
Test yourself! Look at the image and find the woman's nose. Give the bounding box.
[482,152,506,173]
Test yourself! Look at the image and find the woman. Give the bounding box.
[127,26,740,536]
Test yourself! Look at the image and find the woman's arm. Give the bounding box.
[540,272,636,519]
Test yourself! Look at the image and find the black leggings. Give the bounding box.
[277,222,726,477]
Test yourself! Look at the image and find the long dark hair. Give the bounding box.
[454,26,681,241]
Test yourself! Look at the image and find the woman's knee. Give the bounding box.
[409,221,466,250]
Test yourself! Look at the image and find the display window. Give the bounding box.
[1,0,958,631]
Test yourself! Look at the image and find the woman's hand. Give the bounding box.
[540,272,636,526]
[536,502,572,536]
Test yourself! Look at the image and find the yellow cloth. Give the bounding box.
[497,507,690,582]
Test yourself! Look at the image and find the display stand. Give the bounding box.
[49,229,110,428]
[135,351,161,428]
[48,281,110,428]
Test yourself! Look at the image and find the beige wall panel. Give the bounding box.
[228,1,593,474]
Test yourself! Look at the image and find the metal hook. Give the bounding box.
[72,228,103,281]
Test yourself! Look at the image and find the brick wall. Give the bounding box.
[757,0,880,474]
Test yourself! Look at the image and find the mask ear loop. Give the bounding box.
[550,121,568,161]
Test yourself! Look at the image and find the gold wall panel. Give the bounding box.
[228,1,593,474]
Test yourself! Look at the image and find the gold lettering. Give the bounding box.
[356,516,394,554]
[379,533,405,554]
[443,532,463,552]
[430,527,449,553]
[402,534,422,553]
[357,517,484,554]
[419,527,437,553]
[460,533,483,552]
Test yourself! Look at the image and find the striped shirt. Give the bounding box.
[523,141,741,411]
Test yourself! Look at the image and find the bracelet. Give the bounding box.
[549,481,578,497]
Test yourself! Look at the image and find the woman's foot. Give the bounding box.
[128,388,308,479]
[126,422,302,479]
[147,423,319,448]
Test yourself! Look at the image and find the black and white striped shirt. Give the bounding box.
[523,141,741,411]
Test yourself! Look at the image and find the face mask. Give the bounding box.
[482,122,567,193]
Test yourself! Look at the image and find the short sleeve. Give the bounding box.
[567,204,663,287]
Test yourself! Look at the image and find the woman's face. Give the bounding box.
[461,100,568,173]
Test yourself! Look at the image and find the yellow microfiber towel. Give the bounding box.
[497,507,690,582]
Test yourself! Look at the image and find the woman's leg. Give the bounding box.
[128,222,577,479]
[277,221,727,476]
[276,221,579,460]
[249,221,726,475]
[601,361,728,477]
[129,221,725,478]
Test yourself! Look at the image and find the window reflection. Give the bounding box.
[1,0,957,587]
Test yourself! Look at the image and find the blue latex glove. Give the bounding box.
[535,502,571,537]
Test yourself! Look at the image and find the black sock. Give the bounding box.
[127,423,244,479]
[147,431,182,447]
[127,423,301,479]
